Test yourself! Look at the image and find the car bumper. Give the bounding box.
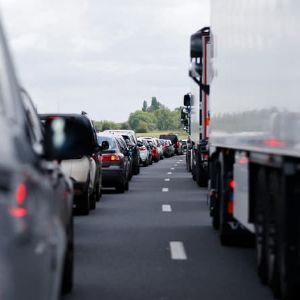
[102,168,124,187]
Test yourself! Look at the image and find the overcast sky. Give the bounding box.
[1,0,210,122]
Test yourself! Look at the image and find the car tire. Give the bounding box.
[77,183,90,215]
[116,178,125,193]
[90,189,96,210]
[125,179,129,191]
[95,180,101,202]
[61,216,74,294]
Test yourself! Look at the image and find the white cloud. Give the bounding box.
[0,0,210,121]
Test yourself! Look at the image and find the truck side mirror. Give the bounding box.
[184,94,191,106]
[43,116,96,160]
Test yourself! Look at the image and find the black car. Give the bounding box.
[97,133,130,193]
[103,130,140,175]
[159,134,182,155]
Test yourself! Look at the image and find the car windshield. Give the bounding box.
[97,135,117,151]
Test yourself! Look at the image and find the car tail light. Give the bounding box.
[227,201,234,215]
[202,153,209,160]
[229,180,236,189]
[101,154,121,162]
[9,183,28,218]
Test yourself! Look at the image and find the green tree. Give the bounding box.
[128,110,157,131]
[154,108,174,130]
[142,100,148,112]
[148,97,160,112]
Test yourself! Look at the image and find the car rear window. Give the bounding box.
[159,135,178,144]
[97,135,117,151]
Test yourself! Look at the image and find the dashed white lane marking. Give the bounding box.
[170,241,187,260]
[167,172,172,175]
[162,204,172,212]
[162,187,169,192]
[164,178,170,182]
[171,168,175,170]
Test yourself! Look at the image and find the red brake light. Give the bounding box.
[9,207,27,218]
[229,180,236,189]
[16,183,27,205]
[9,183,28,219]
[102,154,120,162]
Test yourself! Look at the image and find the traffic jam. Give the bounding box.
[1,1,300,300]
[0,35,185,299]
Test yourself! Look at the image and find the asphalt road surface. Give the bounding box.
[64,155,274,300]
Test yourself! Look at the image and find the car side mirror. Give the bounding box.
[43,116,96,160]
[101,141,109,151]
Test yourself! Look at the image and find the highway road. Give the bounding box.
[64,155,274,300]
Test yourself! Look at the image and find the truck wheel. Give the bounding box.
[218,155,238,246]
[254,169,268,284]
[196,162,208,187]
[277,172,300,300]
[61,216,74,294]
[211,163,220,230]
[267,172,281,298]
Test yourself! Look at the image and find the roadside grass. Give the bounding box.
[136,130,188,140]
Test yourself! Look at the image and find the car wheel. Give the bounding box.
[95,180,101,202]
[90,188,96,210]
[125,179,129,191]
[78,184,90,215]
[116,178,125,193]
[61,215,74,294]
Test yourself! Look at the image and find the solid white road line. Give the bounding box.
[162,188,169,192]
[167,172,172,175]
[162,204,172,212]
[170,241,187,260]
[164,178,170,182]
[171,168,175,170]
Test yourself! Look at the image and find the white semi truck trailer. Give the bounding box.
[208,1,300,299]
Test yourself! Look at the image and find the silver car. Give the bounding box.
[0,19,95,299]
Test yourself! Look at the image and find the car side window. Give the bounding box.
[21,90,44,155]
[116,138,127,154]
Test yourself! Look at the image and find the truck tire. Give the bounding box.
[267,172,281,298]
[277,171,300,300]
[186,152,191,172]
[218,153,240,246]
[211,162,220,230]
[196,161,208,187]
[254,169,268,284]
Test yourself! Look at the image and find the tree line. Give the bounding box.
[95,97,182,133]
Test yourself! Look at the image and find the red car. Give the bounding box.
[141,137,160,163]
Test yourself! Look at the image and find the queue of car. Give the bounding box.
[0,15,185,299]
